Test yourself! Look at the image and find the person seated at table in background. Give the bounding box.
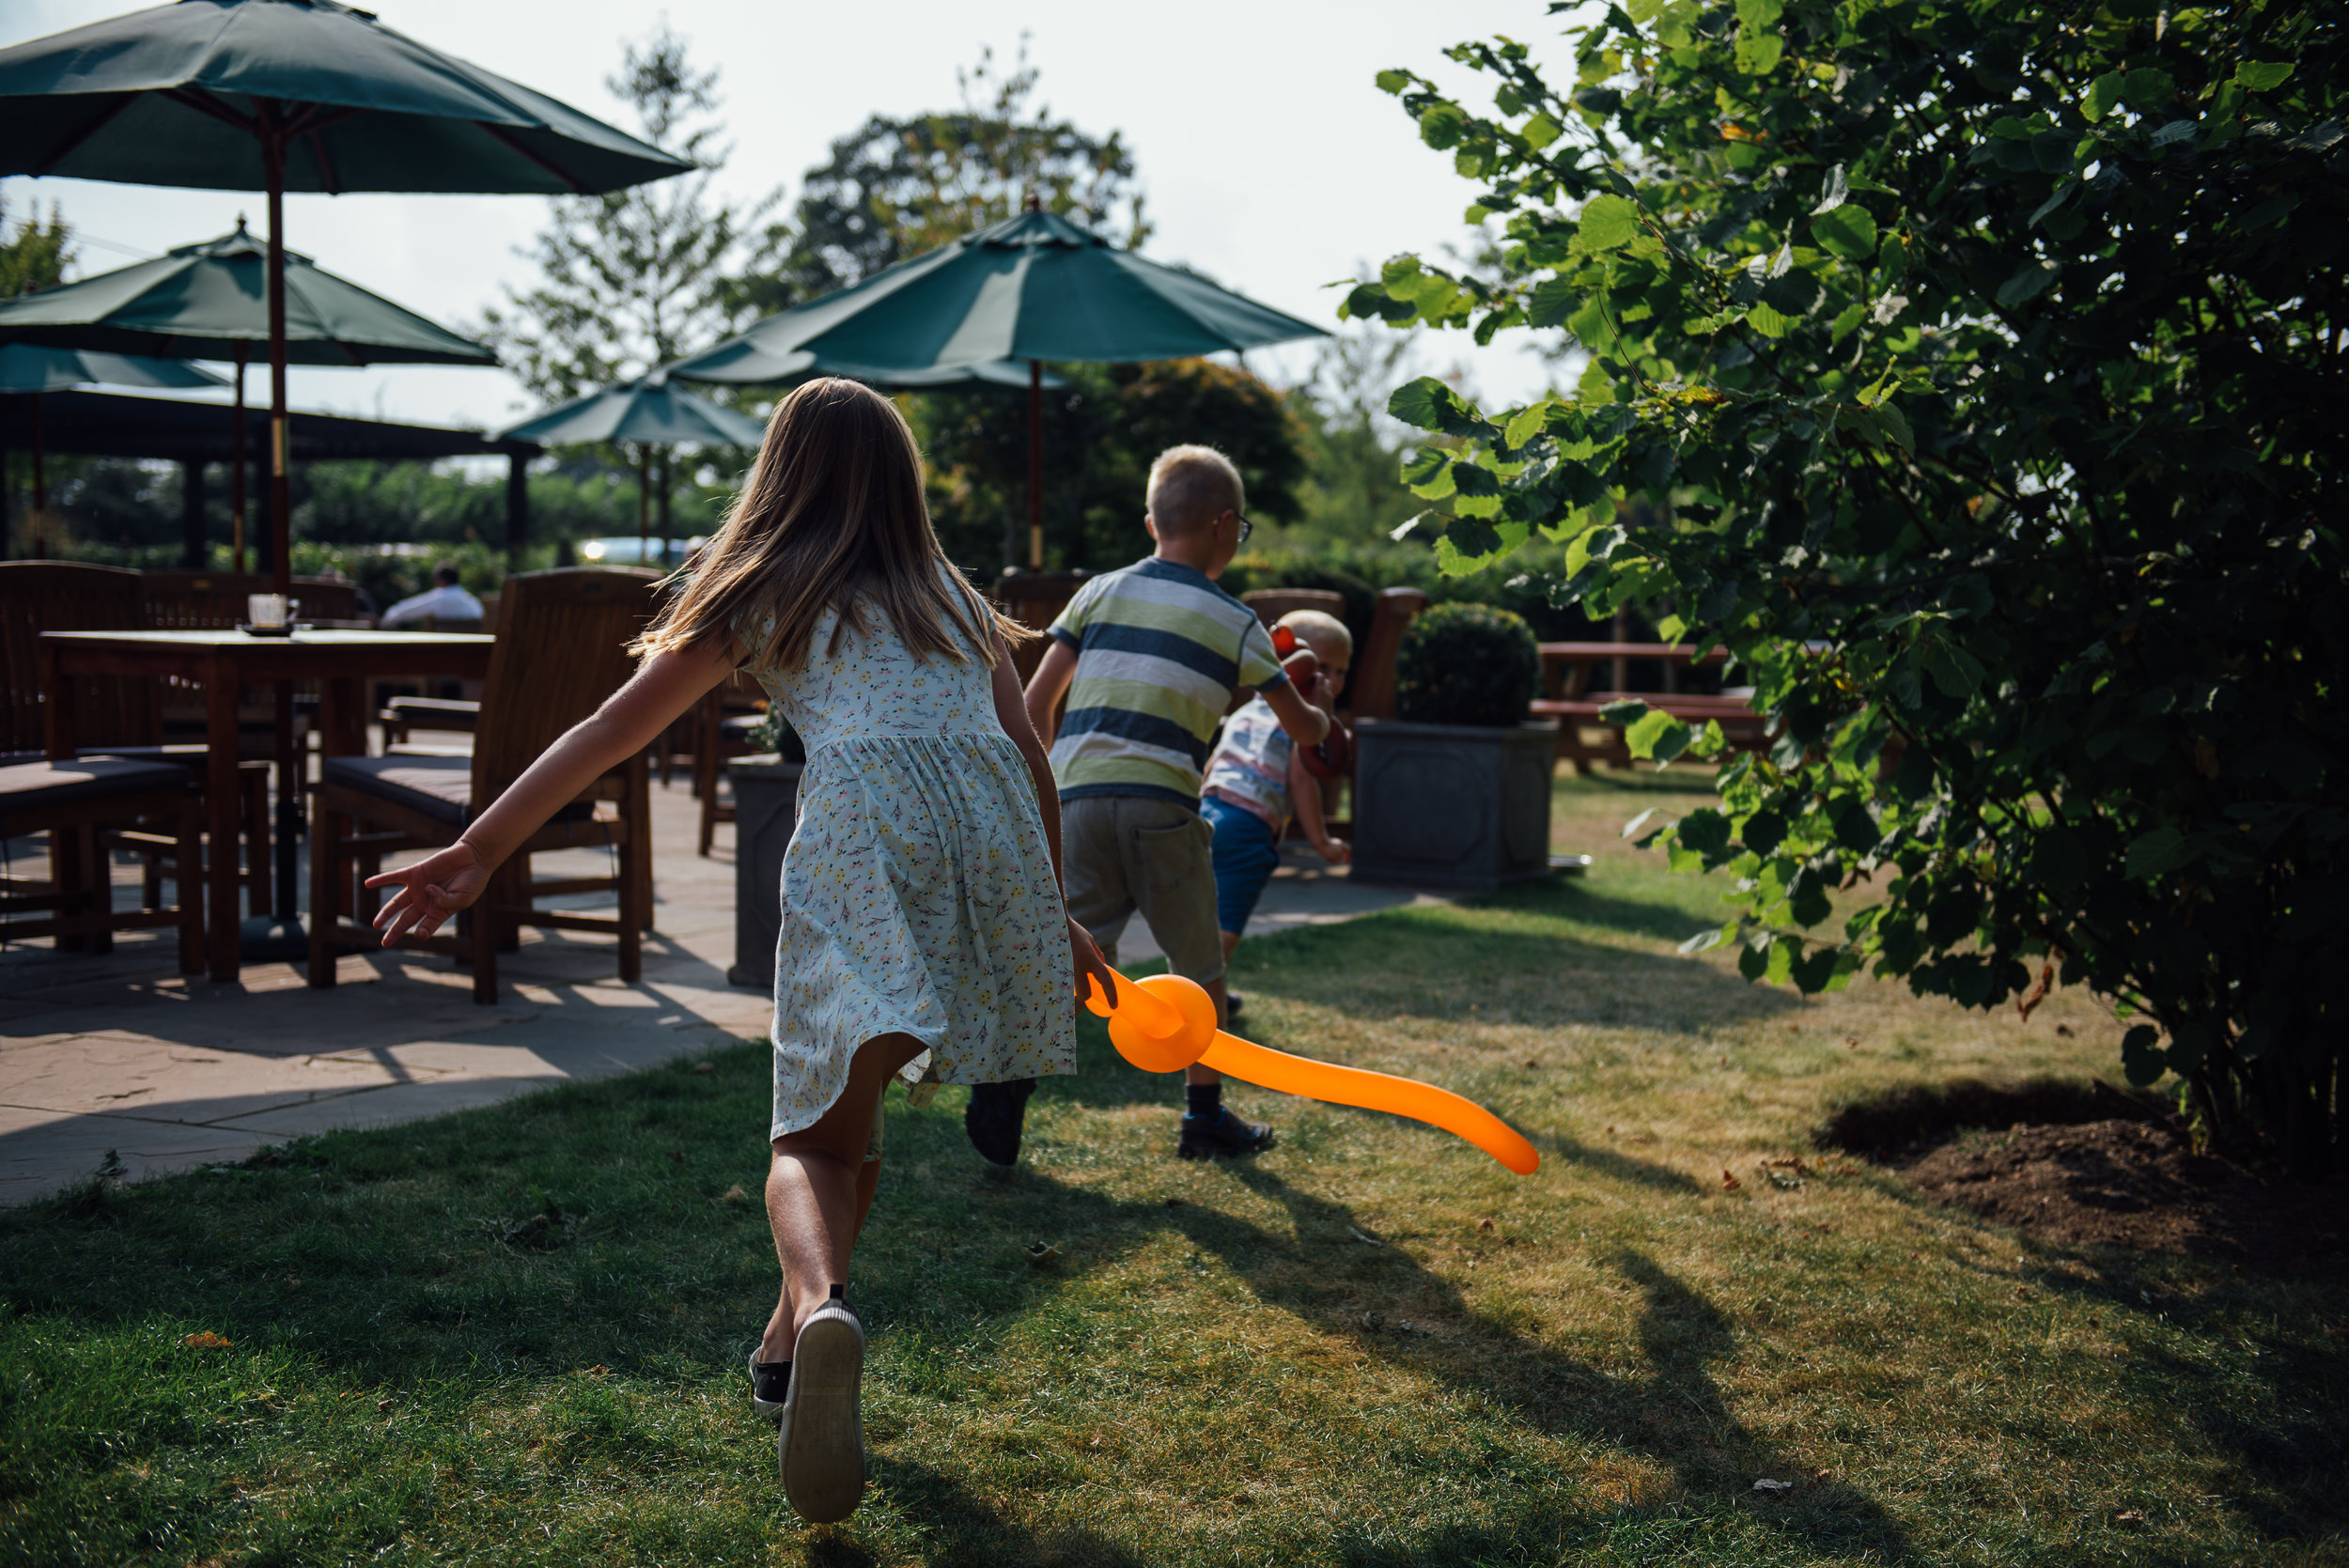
[1201,608,1351,1018]
[379,565,484,628]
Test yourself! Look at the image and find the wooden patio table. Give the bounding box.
[39,629,492,982]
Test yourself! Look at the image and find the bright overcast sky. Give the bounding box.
[2,0,1581,436]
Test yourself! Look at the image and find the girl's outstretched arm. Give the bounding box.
[366,639,741,947]
[990,633,1114,1001]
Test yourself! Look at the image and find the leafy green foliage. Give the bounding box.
[1395,601,1541,727]
[1366,3,2348,1169]
[0,192,71,298]
[760,39,1148,303]
[915,356,1304,573]
[477,24,781,404]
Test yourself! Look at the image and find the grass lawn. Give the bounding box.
[5,769,2343,1567]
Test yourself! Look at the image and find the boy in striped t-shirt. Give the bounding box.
[964,446,1331,1165]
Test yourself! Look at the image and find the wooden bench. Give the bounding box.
[1534,642,1769,773]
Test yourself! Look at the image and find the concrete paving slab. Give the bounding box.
[0,1102,273,1198]
[0,774,1440,1205]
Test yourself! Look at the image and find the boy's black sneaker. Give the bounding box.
[965,1078,1036,1167]
[1177,1108,1274,1160]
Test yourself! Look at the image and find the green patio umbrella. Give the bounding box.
[0,220,498,568]
[499,376,766,567]
[0,0,691,594]
[667,199,1328,569]
[0,344,226,555]
[0,0,688,946]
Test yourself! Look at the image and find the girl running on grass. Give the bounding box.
[367,377,1112,1526]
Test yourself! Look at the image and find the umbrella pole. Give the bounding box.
[637,445,650,562]
[265,132,292,596]
[264,117,302,935]
[231,345,247,573]
[657,446,672,570]
[29,392,45,560]
[1027,359,1043,570]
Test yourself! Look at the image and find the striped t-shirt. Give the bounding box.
[1047,556,1289,807]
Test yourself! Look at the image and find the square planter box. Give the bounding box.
[725,754,802,990]
[1350,718,1559,893]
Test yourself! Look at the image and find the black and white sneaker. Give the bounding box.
[965,1077,1036,1167]
[749,1351,789,1423]
[1177,1108,1274,1160]
[778,1284,865,1524]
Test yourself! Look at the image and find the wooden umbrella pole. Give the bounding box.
[657,445,672,569]
[29,392,45,560]
[1027,358,1043,570]
[637,444,649,560]
[264,121,292,595]
[231,343,247,572]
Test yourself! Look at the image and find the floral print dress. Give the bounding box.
[739,583,1076,1141]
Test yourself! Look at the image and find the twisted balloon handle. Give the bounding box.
[1081,970,1539,1175]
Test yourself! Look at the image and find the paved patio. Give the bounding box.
[1,768,1440,1205]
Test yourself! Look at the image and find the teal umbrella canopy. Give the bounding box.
[0,342,226,393]
[0,0,692,194]
[667,209,1327,382]
[0,221,496,365]
[497,377,766,449]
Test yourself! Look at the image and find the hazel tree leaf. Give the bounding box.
[1579,194,1644,251]
[1812,164,1849,214]
[1996,261,2060,307]
[2233,61,2295,92]
[1812,205,1878,258]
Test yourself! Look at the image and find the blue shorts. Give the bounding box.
[1202,795,1283,937]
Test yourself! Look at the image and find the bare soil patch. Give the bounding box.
[1822,1079,2348,1279]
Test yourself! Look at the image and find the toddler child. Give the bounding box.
[1201,609,1353,986]
[366,378,1110,1527]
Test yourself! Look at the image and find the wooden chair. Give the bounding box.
[1241,587,1347,628]
[1343,587,1429,725]
[991,569,1090,683]
[0,755,202,970]
[308,567,659,1003]
[139,570,368,629]
[1,562,272,919]
[691,679,771,857]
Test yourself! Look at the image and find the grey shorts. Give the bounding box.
[1060,794,1225,986]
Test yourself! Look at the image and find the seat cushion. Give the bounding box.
[383,696,481,728]
[719,713,764,742]
[321,753,591,828]
[0,756,190,820]
[321,753,473,826]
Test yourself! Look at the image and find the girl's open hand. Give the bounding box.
[366,842,489,947]
[1066,915,1115,1005]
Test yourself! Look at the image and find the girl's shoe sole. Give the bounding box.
[780,1309,865,1524]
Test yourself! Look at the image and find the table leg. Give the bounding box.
[273,681,300,924]
[206,657,242,982]
[321,675,364,917]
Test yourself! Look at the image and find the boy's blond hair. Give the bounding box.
[1146,444,1244,536]
[1276,608,1353,663]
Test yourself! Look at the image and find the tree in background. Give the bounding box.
[919,357,1306,571]
[0,194,71,297]
[479,22,781,547]
[772,38,1148,303]
[1361,3,2345,1169]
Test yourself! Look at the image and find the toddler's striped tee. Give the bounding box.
[1045,556,1289,808]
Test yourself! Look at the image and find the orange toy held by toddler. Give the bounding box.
[1268,625,1353,780]
[1082,969,1539,1175]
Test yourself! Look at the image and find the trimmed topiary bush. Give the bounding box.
[1394,602,1540,727]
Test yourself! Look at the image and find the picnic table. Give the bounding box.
[39,629,493,981]
[1533,641,1769,773]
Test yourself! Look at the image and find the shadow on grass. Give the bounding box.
[1045,900,1796,1117]
[865,1459,1147,1568]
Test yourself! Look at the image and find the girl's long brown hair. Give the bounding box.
[635,377,1026,671]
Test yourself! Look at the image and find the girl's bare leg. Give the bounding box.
[758,1032,926,1361]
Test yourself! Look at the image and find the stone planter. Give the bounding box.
[1349,718,1559,893]
[725,754,802,989]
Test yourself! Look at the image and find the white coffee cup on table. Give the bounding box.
[247,593,288,629]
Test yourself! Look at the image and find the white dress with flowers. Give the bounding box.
[739,588,1075,1141]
